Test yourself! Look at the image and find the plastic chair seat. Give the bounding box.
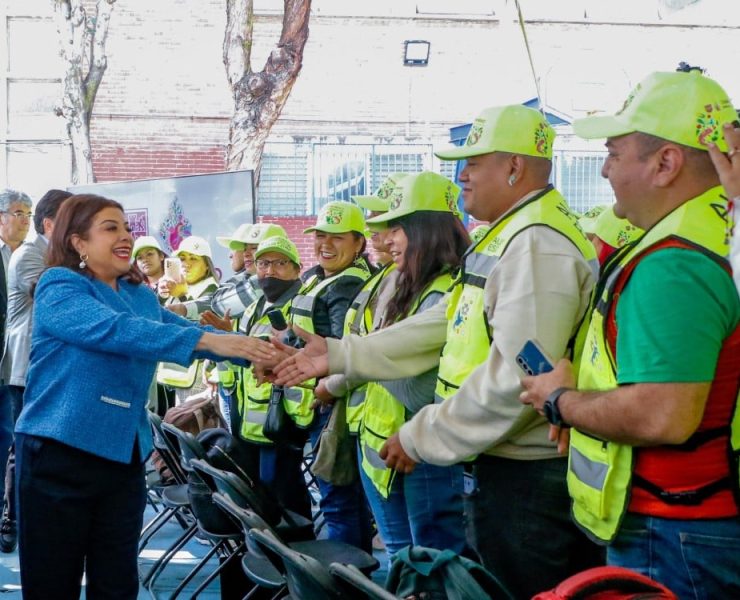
[241,553,285,589]
[291,539,379,575]
[160,483,190,508]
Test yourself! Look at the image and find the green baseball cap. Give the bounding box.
[573,70,737,151]
[352,173,409,212]
[591,206,643,248]
[254,235,301,266]
[216,223,253,250]
[436,105,555,161]
[365,171,461,226]
[304,201,366,235]
[132,235,165,260]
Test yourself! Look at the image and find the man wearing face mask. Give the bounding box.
[211,223,288,320]
[202,224,290,431]
[234,235,313,518]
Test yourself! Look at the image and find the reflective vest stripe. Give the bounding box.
[464,253,499,278]
[570,444,608,490]
[245,409,267,426]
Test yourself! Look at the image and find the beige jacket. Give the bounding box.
[327,199,596,463]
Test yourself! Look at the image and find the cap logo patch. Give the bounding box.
[534,122,550,156]
[390,190,404,210]
[324,205,344,225]
[250,228,260,238]
[696,111,720,146]
[616,83,641,115]
[377,180,394,199]
[466,121,484,146]
[444,185,457,212]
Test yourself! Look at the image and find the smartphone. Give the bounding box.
[266,309,288,331]
[516,340,554,376]
[163,257,183,282]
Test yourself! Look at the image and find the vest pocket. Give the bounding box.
[567,434,612,519]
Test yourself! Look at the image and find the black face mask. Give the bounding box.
[257,277,297,302]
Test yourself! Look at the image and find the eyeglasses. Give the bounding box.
[4,211,33,221]
[256,258,292,270]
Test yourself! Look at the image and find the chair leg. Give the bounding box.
[140,506,177,552]
[142,521,198,588]
[187,540,246,600]
[167,539,225,599]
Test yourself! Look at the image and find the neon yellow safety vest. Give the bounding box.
[157,277,218,388]
[343,262,397,434]
[571,186,737,543]
[434,187,598,432]
[239,299,315,444]
[288,264,372,394]
[359,273,454,497]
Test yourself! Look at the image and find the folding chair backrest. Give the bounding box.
[330,562,399,600]
[248,528,348,599]
[148,412,188,484]
[161,422,207,474]
[190,457,283,527]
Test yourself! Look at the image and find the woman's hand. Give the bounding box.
[158,277,176,299]
[200,309,233,332]
[166,303,186,316]
[708,123,740,198]
[197,332,276,364]
[272,325,329,386]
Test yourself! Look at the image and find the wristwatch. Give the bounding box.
[544,387,571,427]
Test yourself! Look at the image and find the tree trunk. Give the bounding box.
[223,0,311,186]
[53,0,116,185]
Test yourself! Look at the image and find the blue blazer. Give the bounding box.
[16,268,211,463]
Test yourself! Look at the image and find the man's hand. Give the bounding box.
[379,433,418,474]
[311,380,337,410]
[708,123,740,198]
[272,325,330,386]
[200,309,232,332]
[519,358,575,414]
[548,425,570,456]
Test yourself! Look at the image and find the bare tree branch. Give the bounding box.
[224,0,311,186]
[53,0,117,184]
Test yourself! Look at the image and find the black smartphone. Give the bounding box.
[266,309,288,331]
[515,340,554,376]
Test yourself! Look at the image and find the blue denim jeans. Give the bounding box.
[608,512,740,599]
[358,443,467,559]
[309,409,373,552]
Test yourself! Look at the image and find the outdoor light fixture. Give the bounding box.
[403,40,430,66]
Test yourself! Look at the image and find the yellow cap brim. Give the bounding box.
[434,145,492,160]
[573,115,634,140]
[352,195,390,212]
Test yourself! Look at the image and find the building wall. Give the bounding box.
[3,0,740,270]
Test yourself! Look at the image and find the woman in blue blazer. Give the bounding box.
[14,194,272,599]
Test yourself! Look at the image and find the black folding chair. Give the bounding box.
[153,423,246,599]
[248,528,362,599]
[139,413,199,588]
[330,562,400,600]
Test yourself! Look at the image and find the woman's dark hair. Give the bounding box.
[383,211,470,326]
[47,194,143,284]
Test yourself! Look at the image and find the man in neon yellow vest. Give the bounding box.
[273,105,602,597]
[521,70,740,599]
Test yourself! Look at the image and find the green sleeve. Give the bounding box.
[616,248,740,384]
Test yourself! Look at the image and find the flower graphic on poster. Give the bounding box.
[159,196,192,253]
